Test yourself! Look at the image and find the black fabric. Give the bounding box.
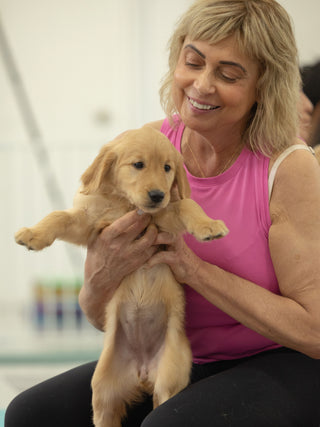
[5,362,97,427]
[142,348,320,427]
[5,348,320,427]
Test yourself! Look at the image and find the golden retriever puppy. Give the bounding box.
[15,126,228,427]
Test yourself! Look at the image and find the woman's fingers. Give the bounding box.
[99,210,152,242]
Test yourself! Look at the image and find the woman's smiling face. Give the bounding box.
[172,36,260,137]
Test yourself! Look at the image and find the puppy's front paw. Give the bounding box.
[14,227,54,251]
[192,219,229,242]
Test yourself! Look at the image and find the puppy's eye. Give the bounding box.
[133,162,144,170]
[164,164,171,172]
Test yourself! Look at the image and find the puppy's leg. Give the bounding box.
[153,330,191,408]
[92,357,123,427]
[15,208,91,250]
[179,198,229,240]
[92,349,125,427]
[155,198,228,241]
[152,286,192,408]
[92,308,143,427]
[92,343,142,427]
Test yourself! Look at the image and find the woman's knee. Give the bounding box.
[5,391,32,427]
[140,407,174,427]
[5,362,97,427]
[140,396,193,427]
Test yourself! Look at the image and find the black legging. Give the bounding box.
[5,348,320,427]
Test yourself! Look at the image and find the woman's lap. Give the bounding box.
[143,348,320,427]
[5,348,320,427]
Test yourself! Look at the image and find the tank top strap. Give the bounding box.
[268,145,315,201]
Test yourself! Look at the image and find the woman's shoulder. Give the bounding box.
[269,139,309,166]
[269,138,320,208]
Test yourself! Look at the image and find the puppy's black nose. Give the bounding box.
[148,190,165,204]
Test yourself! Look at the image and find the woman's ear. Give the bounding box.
[174,156,191,199]
[81,145,117,194]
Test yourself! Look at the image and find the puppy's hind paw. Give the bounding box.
[14,227,54,251]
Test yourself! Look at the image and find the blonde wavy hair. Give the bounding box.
[159,0,301,156]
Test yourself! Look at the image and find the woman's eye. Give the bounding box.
[185,62,201,68]
[185,52,203,69]
[217,68,240,83]
[221,74,237,83]
[164,164,171,172]
[133,162,144,169]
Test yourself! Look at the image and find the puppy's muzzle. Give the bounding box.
[148,190,165,204]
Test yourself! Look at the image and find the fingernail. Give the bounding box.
[137,209,145,216]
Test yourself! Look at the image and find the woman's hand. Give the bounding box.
[79,210,158,330]
[147,232,203,286]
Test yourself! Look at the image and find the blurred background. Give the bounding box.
[0,0,319,422]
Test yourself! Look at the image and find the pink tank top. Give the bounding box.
[161,117,281,363]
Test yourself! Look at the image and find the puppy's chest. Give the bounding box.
[122,264,172,303]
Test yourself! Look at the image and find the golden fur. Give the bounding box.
[15,126,228,427]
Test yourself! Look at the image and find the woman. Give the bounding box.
[6,0,320,426]
[298,91,314,142]
[301,61,320,147]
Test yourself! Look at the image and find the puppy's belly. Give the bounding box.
[116,300,167,383]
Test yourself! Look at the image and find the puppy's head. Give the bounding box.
[81,126,190,212]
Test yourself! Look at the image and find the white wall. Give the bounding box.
[278,0,320,65]
[0,0,319,310]
[0,0,194,310]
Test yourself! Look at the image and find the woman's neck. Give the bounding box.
[181,128,243,178]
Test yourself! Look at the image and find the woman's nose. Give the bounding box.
[194,70,215,94]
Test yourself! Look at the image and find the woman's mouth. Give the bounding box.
[188,96,220,111]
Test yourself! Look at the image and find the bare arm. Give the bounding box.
[79,210,158,330]
[148,148,320,358]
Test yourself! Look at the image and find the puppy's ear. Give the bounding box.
[81,145,117,194]
[174,157,191,199]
